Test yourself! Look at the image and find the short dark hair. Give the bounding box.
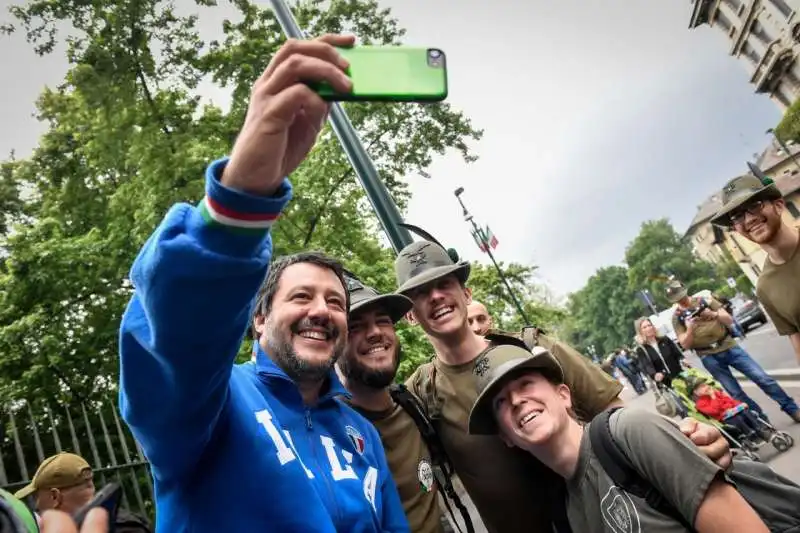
[251,252,349,337]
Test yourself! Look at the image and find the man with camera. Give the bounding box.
[667,280,800,422]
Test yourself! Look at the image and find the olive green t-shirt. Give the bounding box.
[570,408,800,532]
[671,297,736,355]
[569,408,722,532]
[351,402,444,533]
[757,232,800,336]
[405,336,622,533]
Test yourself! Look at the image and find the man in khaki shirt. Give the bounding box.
[337,275,470,533]
[710,173,800,364]
[667,279,800,423]
[394,239,733,533]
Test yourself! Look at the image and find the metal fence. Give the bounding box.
[0,398,154,519]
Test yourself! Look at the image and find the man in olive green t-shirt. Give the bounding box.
[393,239,733,533]
[667,279,800,422]
[710,173,800,364]
[337,275,466,533]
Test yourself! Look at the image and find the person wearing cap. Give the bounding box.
[119,34,408,533]
[337,278,464,533]
[394,239,732,533]
[466,344,792,533]
[14,453,94,517]
[710,173,800,364]
[666,279,800,422]
[14,452,151,533]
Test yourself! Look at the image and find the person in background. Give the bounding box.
[611,348,646,395]
[466,300,492,336]
[668,279,800,423]
[13,453,150,532]
[119,34,407,532]
[689,379,766,443]
[634,317,686,389]
[467,344,781,533]
[711,174,800,363]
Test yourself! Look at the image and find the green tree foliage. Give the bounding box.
[564,266,642,356]
[625,219,719,310]
[774,97,800,142]
[0,0,483,407]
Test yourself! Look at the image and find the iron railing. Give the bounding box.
[0,398,153,520]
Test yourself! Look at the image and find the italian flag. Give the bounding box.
[471,226,498,253]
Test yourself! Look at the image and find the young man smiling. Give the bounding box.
[711,173,800,364]
[337,277,469,533]
[393,239,732,533]
[468,343,800,533]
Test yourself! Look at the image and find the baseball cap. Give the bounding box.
[14,453,92,500]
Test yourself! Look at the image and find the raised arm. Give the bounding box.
[119,161,291,480]
[118,33,355,482]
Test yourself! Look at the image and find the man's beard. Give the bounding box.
[339,344,402,390]
[743,213,781,244]
[263,316,345,384]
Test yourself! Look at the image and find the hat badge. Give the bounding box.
[723,182,737,194]
[402,243,431,266]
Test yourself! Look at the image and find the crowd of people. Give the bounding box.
[10,32,800,533]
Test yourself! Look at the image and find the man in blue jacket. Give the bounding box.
[118,33,408,533]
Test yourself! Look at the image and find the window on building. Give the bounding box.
[741,42,761,63]
[751,20,771,44]
[723,0,742,10]
[771,0,793,18]
[787,200,800,218]
[715,11,732,31]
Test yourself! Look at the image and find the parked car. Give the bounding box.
[731,295,768,332]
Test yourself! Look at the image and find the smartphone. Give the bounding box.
[73,483,122,531]
[312,46,448,102]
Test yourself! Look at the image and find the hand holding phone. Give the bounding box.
[310,46,448,102]
[72,483,122,533]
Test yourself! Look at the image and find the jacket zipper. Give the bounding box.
[305,407,342,526]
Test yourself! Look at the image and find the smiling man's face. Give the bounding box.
[407,274,472,339]
[340,306,401,389]
[259,262,348,383]
[493,371,573,450]
[732,198,785,245]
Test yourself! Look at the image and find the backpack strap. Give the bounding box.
[589,407,697,533]
[389,383,475,533]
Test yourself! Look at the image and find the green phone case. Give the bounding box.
[312,46,448,103]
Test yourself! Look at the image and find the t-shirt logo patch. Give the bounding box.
[474,356,490,377]
[600,486,641,533]
[417,459,435,493]
[346,425,365,455]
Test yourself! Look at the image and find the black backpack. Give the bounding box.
[588,407,696,532]
[388,383,475,533]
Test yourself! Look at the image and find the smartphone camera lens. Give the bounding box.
[427,48,444,68]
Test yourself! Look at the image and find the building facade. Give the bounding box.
[685,139,800,284]
[690,0,800,109]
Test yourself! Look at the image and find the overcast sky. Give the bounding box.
[0,0,782,299]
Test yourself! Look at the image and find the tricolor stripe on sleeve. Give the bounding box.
[198,195,279,232]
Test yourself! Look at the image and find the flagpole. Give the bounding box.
[453,187,531,324]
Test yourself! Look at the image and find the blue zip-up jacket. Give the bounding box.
[118,158,409,533]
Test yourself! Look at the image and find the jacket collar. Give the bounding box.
[253,343,350,402]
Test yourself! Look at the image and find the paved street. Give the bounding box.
[681,321,798,371]
[622,379,800,484]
